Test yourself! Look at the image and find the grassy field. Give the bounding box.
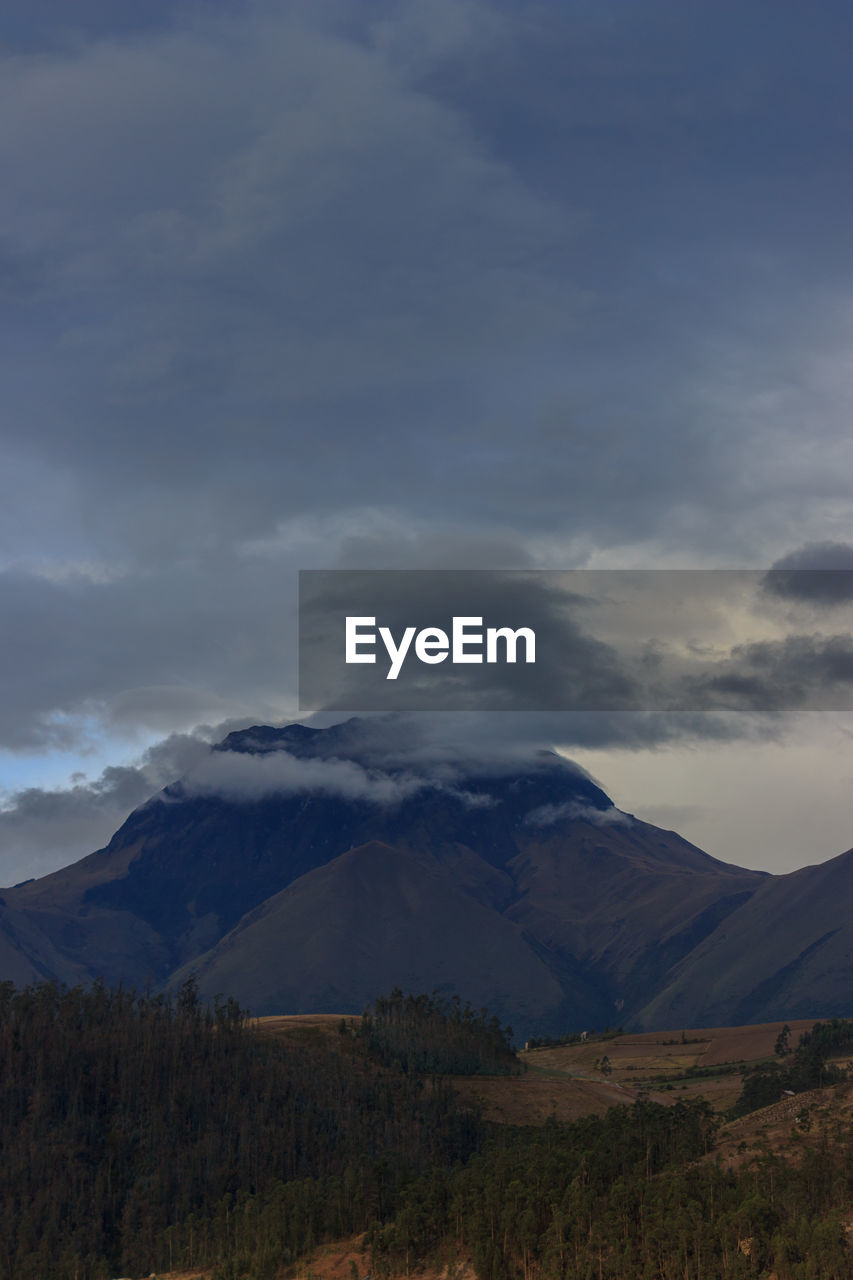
[254,1013,828,1123]
[499,1018,821,1119]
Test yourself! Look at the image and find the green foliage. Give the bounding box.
[526,1025,623,1049]
[775,1022,792,1056]
[0,979,481,1279]
[732,1062,787,1116]
[369,1100,853,1280]
[359,988,520,1076]
[6,983,853,1280]
[731,1019,853,1119]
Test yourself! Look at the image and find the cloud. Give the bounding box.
[0,706,793,886]
[2,2,852,590]
[762,543,853,606]
[524,800,633,828]
[0,558,298,750]
[0,732,213,885]
[0,3,574,563]
[300,569,639,713]
[179,748,431,805]
[261,708,784,767]
[6,1,853,883]
[177,738,503,808]
[300,569,853,715]
[685,634,853,711]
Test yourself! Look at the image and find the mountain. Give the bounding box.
[171,840,568,1022]
[1,716,848,1034]
[634,846,853,1028]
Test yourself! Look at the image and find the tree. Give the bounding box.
[774,1024,792,1056]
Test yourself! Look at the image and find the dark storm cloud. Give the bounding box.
[684,634,853,711]
[0,2,575,563]
[0,558,297,750]
[762,543,853,606]
[299,569,639,711]
[300,709,783,764]
[299,570,853,714]
[3,0,853,789]
[3,1,853,567]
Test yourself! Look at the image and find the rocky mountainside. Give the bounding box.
[4,717,848,1035]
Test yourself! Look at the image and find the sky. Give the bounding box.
[3,0,853,883]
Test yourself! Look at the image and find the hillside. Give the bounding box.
[5,987,853,1280]
[635,846,853,1028]
[4,717,853,1033]
[0,717,775,1035]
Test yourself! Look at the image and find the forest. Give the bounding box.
[731,1018,853,1117]
[1,980,853,1279]
[356,987,520,1075]
[0,978,478,1278]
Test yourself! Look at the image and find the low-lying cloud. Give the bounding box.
[525,800,634,828]
[177,744,500,810]
[0,703,820,887]
[0,731,213,886]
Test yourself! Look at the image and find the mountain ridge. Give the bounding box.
[0,717,848,1035]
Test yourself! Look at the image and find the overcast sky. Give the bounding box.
[4,0,853,883]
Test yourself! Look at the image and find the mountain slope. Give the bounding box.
[0,716,825,1033]
[172,840,569,1023]
[635,846,853,1028]
[506,818,760,1010]
[0,720,623,993]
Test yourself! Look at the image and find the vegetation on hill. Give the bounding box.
[356,988,520,1076]
[525,1025,623,1049]
[3,981,853,1279]
[368,1100,853,1279]
[0,979,480,1279]
[731,1018,853,1117]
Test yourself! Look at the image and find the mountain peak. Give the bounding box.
[212,716,607,795]
[0,715,797,1036]
[216,722,325,756]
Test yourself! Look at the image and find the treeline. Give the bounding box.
[731,1018,853,1117]
[368,1101,853,1279]
[357,988,520,1075]
[6,980,853,1280]
[526,1026,623,1050]
[0,979,481,1280]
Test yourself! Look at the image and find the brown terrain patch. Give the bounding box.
[284,1233,370,1279]
[711,1079,853,1169]
[253,1015,837,1123]
[518,1019,823,1114]
[284,1236,475,1280]
[256,1013,358,1037]
[449,1071,643,1124]
[690,1019,817,1066]
[149,1235,476,1280]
